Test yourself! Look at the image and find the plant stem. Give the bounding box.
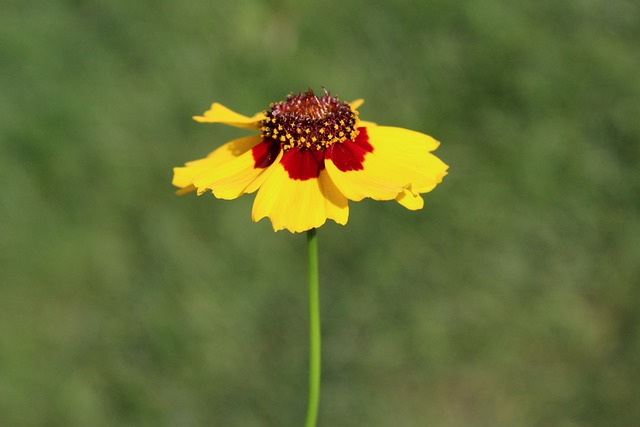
[305,228,320,427]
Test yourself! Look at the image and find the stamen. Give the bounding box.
[261,89,358,151]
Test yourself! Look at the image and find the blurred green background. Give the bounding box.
[1,0,639,426]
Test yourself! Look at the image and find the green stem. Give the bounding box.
[305,228,321,427]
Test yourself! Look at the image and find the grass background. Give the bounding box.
[1,0,639,426]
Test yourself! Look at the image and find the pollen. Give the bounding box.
[260,89,358,151]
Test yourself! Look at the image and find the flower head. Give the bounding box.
[173,89,448,233]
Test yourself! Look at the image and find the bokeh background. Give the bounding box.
[2,0,639,426]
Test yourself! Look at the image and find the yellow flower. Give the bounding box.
[173,89,448,233]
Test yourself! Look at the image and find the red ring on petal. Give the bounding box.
[325,127,374,172]
[252,139,281,169]
[281,147,325,181]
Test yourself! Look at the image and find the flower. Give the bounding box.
[173,89,448,233]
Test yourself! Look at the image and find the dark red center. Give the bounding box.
[260,89,358,151]
[253,89,372,181]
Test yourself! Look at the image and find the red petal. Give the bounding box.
[281,147,325,181]
[252,139,281,169]
[325,128,374,172]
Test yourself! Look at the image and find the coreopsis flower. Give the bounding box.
[173,89,448,233]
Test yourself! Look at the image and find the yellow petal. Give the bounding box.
[349,99,365,110]
[244,149,284,194]
[193,103,265,129]
[365,127,448,193]
[395,187,424,210]
[318,169,349,226]
[371,126,441,152]
[202,134,262,163]
[175,184,197,195]
[173,136,281,200]
[326,127,448,208]
[196,147,280,200]
[251,165,349,233]
[325,149,410,201]
[173,135,261,190]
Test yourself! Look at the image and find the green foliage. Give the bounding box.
[1,0,639,425]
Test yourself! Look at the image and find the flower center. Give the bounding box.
[261,89,358,151]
